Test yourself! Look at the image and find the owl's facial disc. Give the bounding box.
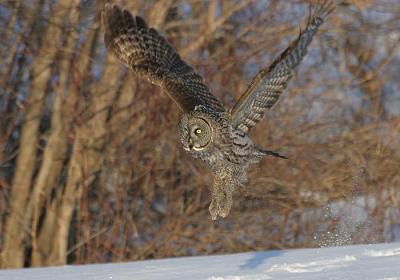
[187,117,212,151]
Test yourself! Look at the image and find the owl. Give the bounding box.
[102,1,334,220]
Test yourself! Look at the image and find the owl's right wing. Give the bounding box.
[102,3,225,113]
[230,1,334,133]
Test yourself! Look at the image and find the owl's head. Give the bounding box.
[179,115,213,152]
[179,106,222,152]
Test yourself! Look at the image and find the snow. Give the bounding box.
[1,243,400,280]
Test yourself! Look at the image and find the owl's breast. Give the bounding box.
[186,147,224,171]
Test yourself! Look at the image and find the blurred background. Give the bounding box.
[0,0,399,269]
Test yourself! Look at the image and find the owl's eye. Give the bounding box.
[194,128,202,135]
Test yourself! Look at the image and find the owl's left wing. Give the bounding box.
[230,1,334,133]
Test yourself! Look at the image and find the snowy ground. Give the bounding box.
[1,242,400,280]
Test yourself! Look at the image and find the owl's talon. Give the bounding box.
[219,210,229,219]
[209,200,218,221]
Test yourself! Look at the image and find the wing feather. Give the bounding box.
[230,1,334,133]
[102,3,225,113]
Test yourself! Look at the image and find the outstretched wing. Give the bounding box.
[102,3,225,113]
[230,1,334,133]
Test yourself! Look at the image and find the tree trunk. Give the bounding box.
[0,1,72,269]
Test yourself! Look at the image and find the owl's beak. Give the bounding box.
[188,138,194,150]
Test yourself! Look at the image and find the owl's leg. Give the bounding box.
[209,185,233,220]
[209,172,235,220]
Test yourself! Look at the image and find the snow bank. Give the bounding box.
[1,242,400,280]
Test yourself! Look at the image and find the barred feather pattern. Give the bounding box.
[102,3,225,113]
[230,0,334,133]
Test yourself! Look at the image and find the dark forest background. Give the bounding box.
[0,0,399,268]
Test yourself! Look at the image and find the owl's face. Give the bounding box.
[179,115,213,152]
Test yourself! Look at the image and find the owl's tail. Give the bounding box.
[260,149,288,160]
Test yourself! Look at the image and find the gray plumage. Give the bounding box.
[102,1,334,220]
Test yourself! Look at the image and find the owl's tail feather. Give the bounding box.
[262,149,288,159]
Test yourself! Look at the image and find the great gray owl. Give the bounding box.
[102,1,334,220]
